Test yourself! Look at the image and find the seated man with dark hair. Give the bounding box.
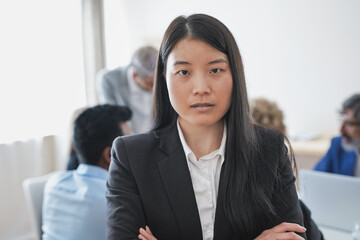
[314,93,360,176]
[42,104,132,240]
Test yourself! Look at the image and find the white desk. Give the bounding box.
[319,225,352,240]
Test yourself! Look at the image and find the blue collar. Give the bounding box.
[76,163,108,180]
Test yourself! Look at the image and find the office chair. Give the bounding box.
[22,171,63,240]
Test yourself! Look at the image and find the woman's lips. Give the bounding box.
[190,103,214,111]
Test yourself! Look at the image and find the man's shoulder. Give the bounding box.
[45,170,75,191]
[331,136,342,145]
[327,136,344,152]
[102,66,128,82]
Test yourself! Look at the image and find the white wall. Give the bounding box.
[104,0,360,136]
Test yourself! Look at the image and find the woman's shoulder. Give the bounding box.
[254,124,284,145]
[253,125,288,165]
[113,131,159,149]
[112,124,179,160]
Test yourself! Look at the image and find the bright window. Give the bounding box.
[0,0,86,143]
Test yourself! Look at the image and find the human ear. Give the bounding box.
[102,146,111,165]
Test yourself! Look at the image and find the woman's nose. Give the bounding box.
[192,74,210,95]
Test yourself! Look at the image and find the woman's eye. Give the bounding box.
[177,70,189,76]
[210,68,223,74]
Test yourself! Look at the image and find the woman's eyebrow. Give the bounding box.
[172,59,228,66]
[173,61,191,66]
[208,58,228,65]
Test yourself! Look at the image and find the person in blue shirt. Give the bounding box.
[42,104,132,240]
[314,93,360,176]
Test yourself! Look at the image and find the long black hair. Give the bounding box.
[152,14,278,238]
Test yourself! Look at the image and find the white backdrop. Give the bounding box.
[104,0,360,137]
[0,0,86,144]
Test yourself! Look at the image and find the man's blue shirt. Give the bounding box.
[42,164,108,240]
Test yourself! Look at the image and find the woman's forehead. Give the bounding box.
[167,38,228,64]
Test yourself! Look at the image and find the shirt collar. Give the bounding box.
[76,163,108,180]
[176,119,227,161]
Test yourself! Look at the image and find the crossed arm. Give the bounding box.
[138,223,306,240]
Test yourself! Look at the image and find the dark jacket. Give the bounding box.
[106,124,306,240]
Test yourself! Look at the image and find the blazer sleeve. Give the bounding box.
[106,137,146,240]
[269,139,307,239]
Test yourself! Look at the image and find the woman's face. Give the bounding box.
[165,38,233,129]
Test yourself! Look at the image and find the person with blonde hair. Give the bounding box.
[250,97,286,134]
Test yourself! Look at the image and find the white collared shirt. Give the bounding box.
[177,121,226,240]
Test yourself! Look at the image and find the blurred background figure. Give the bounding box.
[250,97,286,134]
[97,46,158,134]
[42,104,132,240]
[314,93,360,176]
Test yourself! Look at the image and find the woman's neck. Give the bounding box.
[179,120,224,160]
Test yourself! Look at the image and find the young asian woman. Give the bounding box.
[106,14,307,240]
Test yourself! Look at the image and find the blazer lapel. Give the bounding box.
[156,125,203,239]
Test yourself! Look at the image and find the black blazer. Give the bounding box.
[106,124,306,240]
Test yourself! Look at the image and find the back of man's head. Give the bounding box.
[342,93,360,120]
[73,104,132,166]
[130,46,158,78]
